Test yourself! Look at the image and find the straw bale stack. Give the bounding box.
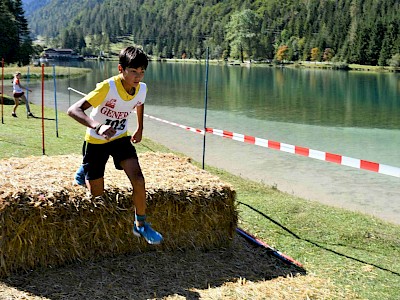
[0,153,237,278]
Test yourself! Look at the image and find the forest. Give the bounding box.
[2,0,400,66]
[0,0,32,65]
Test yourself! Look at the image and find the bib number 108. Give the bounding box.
[104,118,127,131]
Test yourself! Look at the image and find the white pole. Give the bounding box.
[67,87,87,97]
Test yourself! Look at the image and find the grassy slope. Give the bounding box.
[1,66,91,80]
[0,102,399,299]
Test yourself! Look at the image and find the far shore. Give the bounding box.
[150,57,400,73]
[1,65,91,80]
[2,58,398,83]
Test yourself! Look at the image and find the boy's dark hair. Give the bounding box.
[119,46,148,70]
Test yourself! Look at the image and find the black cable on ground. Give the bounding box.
[237,200,400,276]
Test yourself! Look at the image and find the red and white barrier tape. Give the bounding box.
[144,113,400,178]
[144,114,204,134]
[236,227,303,268]
[68,87,399,178]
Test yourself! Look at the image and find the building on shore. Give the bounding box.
[34,48,84,65]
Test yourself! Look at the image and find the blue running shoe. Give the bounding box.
[133,222,163,245]
[73,165,86,186]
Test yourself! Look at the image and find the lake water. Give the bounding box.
[25,60,400,224]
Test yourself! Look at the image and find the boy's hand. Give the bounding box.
[98,124,116,140]
[131,130,143,143]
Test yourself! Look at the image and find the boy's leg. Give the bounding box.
[73,164,86,186]
[82,141,107,196]
[120,157,146,217]
[87,178,104,197]
[120,157,163,244]
[74,142,87,186]
[73,163,105,194]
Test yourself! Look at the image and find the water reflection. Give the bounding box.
[142,63,400,129]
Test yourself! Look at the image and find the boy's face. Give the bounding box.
[119,65,145,88]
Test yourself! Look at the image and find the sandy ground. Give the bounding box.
[1,233,315,299]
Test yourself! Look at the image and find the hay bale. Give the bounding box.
[0,153,237,278]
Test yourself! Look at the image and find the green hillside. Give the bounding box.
[13,0,400,66]
[22,0,50,16]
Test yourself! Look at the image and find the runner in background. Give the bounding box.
[12,71,34,118]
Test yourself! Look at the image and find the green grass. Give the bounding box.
[1,65,91,80]
[1,103,399,299]
[0,102,166,157]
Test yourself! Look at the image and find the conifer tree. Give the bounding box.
[1,0,33,65]
[0,0,18,62]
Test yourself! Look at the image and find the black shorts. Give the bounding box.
[81,136,138,180]
[13,92,24,98]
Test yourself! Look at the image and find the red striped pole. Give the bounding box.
[41,64,45,155]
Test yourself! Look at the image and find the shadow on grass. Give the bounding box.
[2,234,305,299]
[238,201,400,276]
[0,97,55,120]
[0,95,14,105]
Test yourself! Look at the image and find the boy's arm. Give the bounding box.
[131,104,144,143]
[67,98,117,139]
[67,98,99,129]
